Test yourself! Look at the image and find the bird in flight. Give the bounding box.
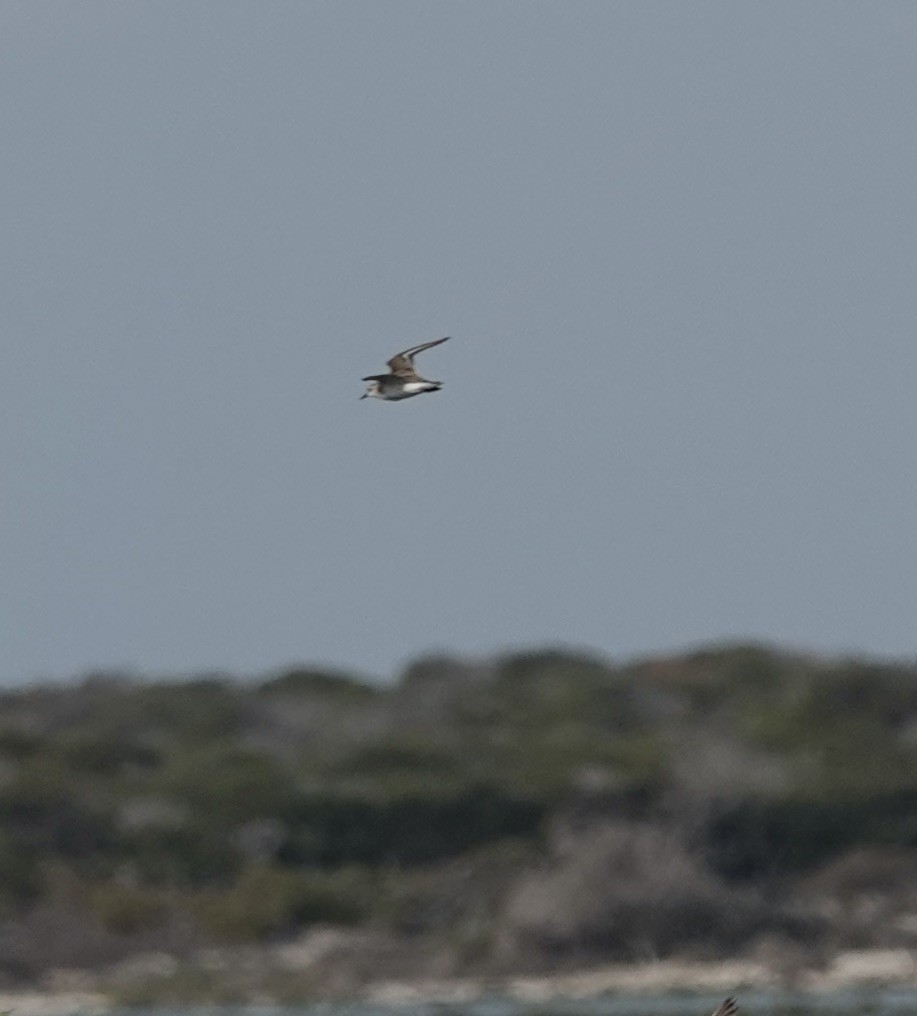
[709,999,738,1016]
[360,337,450,401]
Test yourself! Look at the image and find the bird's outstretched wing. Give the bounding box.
[386,336,450,378]
[709,999,738,1016]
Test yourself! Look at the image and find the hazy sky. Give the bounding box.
[3,2,917,685]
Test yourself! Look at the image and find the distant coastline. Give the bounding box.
[1,646,917,1008]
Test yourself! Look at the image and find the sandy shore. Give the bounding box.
[365,949,917,1006]
[1,949,915,1013]
[0,991,111,1015]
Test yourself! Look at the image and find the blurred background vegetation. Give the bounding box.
[2,643,917,989]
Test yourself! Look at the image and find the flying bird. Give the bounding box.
[360,337,450,401]
[709,999,738,1016]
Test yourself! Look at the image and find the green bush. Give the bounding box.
[190,865,373,942]
[709,790,917,878]
[0,833,42,907]
[55,731,161,775]
[89,881,170,934]
[0,727,44,759]
[259,667,380,701]
[137,680,244,742]
[118,822,240,885]
[279,785,546,866]
[159,744,295,823]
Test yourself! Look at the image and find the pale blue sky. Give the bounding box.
[3,2,917,685]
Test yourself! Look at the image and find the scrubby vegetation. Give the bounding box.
[2,643,917,997]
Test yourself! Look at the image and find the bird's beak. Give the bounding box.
[359,393,368,400]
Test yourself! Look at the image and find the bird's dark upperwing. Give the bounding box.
[386,336,449,378]
[709,999,738,1016]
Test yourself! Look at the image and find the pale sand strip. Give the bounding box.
[0,949,914,1012]
[366,950,917,1006]
[0,992,109,1016]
